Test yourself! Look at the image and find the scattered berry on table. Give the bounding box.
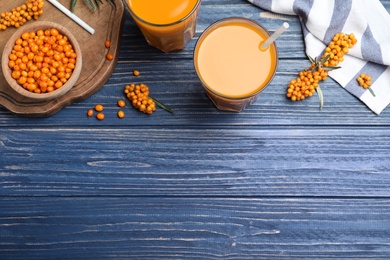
[96,113,105,120]
[95,104,104,112]
[117,110,125,118]
[133,70,140,77]
[87,109,94,117]
[117,99,125,107]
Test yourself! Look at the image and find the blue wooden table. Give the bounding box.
[2,0,390,259]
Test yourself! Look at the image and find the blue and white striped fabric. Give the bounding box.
[248,0,390,114]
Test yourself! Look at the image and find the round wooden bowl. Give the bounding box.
[1,21,82,101]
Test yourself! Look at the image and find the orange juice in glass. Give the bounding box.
[194,17,278,112]
[125,0,202,53]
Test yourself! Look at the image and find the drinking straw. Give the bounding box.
[47,0,95,35]
[260,22,289,50]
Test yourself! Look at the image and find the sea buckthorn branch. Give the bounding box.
[286,55,333,107]
[357,73,375,97]
[124,83,173,115]
[0,0,44,31]
[308,54,340,73]
[286,32,358,109]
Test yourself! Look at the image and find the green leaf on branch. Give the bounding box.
[316,86,324,110]
[149,96,174,114]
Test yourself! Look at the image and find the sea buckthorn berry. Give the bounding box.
[133,70,140,77]
[105,40,111,48]
[106,53,113,61]
[11,70,21,79]
[117,100,125,107]
[117,110,125,119]
[50,28,59,37]
[96,113,105,120]
[95,104,104,112]
[87,109,94,117]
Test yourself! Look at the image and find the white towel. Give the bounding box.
[249,0,390,114]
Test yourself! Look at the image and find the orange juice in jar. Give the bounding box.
[194,17,278,112]
[125,0,202,52]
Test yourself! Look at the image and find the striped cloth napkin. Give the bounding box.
[248,0,390,114]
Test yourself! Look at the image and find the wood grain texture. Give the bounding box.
[1,197,390,259]
[0,0,124,117]
[1,0,390,258]
[1,127,390,197]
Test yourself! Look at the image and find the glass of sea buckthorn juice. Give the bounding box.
[124,0,202,53]
[194,17,278,112]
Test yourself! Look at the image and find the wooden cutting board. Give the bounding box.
[0,0,125,117]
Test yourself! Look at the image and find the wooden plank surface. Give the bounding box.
[1,127,390,197]
[1,197,390,259]
[1,0,390,258]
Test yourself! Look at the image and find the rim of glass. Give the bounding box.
[125,0,202,27]
[193,17,279,100]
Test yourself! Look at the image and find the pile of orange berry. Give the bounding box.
[124,83,156,115]
[287,33,357,101]
[8,28,77,94]
[0,0,44,31]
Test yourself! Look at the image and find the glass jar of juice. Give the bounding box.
[194,17,278,112]
[125,0,202,53]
